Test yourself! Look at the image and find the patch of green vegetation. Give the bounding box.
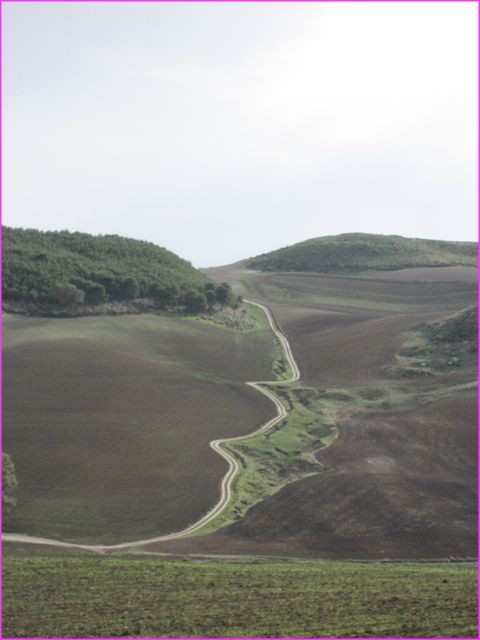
[3,554,477,638]
[3,227,241,316]
[428,305,478,343]
[190,308,255,332]
[272,337,293,380]
[196,373,477,537]
[3,226,207,301]
[197,386,337,533]
[245,232,477,273]
[242,301,269,329]
[319,382,478,413]
[384,306,478,379]
[191,302,271,334]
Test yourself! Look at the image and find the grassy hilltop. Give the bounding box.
[245,233,477,273]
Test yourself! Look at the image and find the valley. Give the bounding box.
[3,230,477,637]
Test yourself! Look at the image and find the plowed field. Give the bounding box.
[3,313,276,544]
[153,265,477,559]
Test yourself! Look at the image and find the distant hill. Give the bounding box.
[3,227,236,314]
[244,233,478,273]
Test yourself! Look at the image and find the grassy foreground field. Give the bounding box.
[2,548,477,638]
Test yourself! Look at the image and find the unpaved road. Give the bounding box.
[3,300,300,552]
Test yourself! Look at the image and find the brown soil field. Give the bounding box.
[359,265,478,282]
[4,263,477,558]
[269,304,435,386]
[206,266,477,387]
[3,314,275,544]
[145,390,477,559]
[148,264,477,560]
[227,390,478,559]
[205,265,477,310]
[248,271,476,309]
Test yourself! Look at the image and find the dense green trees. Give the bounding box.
[3,227,240,315]
[53,283,85,306]
[184,290,208,313]
[2,453,17,513]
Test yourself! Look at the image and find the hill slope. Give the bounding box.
[2,227,211,308]
[427,305,478,343]
[245,233,477,273]
[3,312,275,544]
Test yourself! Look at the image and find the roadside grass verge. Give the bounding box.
[3,553,477,638]
[192,378,476,536]
[189,302,269,333]
[197,386,338,533]
[242,301,270,329]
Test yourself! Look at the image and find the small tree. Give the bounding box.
[53,283,85,306]
[85,282,107,305]
[184,290,208,313]
[3,452,17,513]
[149,283,180,308]
[205,289,217,309]
[116,276,139,300]
[215,283,232,306]
[72,279,107,305]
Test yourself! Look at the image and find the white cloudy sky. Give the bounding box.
[3,2,477,266]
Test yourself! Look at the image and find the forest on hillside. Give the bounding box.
[3,227,238,314]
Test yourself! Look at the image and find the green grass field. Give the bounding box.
[198,386,337,533]
[2,549,477,638]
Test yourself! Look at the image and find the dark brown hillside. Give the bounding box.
[236,268,477,388]
[148,263,477,560]
[148,391,477,559]
[222,390,477,559]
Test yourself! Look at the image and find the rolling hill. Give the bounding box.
[158,261,477,560]
[2,227,234,313]
[3,312,276,543]
[244,233,477,273]
[4,230,478,638]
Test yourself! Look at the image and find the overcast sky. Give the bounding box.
[3,2,478,267]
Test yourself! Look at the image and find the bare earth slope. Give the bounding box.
[3,313,275,544]
[150,265,477,559]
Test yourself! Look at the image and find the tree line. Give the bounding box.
[3,227,240,313]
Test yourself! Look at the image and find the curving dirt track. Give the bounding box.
[219,390,478,559]
[3,301,300,552]
[145,265,477,559]
[4,266,477,559]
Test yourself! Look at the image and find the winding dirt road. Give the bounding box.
[3,301,300,552]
